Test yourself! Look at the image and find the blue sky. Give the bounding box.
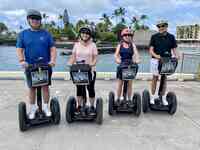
[0,0,200,34]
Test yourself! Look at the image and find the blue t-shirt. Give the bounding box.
[16,29,55,64]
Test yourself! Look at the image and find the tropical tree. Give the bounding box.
[58,14,63,29]
[42,13,49,28]
[83,19,90,26]
[112,23,127,41]
[0,22,8,33]
[100,13,112,31]
[63,9,69,25]
[75,20,85,32]
[112,7,126,24]
[131,15,149,31]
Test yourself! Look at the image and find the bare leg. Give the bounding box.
[160,76,167,96]
[117,79,123,99]
[127,80,133,100]
[89,97,95,107]
[77,96,82,107]
[29,87,36,104]
[42,86,50,104]
[151,75,159,95]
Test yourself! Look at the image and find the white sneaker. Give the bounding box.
[28,104,37,119]
[43,104,52,117]
[120,96,124,101]
[162,96,168,106]
[150,94,156,104]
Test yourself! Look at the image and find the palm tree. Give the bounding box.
[83,19,90,26]
[101,13,112,25]
[42,13,49,28]
[131,15,149,31]
[0,22,8,33]
[50,21,56,27]
[140,14,148,28]
[58,14,63,29]
[63,9,69,25]
[100,13,112,31]
[96,22,107,32]
[112,7,126,24]
[112,9,120,24]
[118,7,126,22]
[121,17,126,24]
[75,20,85,32]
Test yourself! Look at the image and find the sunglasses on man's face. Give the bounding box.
[157,24,167,28]
[29,16,41,21]
[123,34,133,37]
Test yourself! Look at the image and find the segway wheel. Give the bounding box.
[96,97,103,125]
[50,97,61,124]
[142,90,150,113]
[167,92,177,115]
[18,102,27,131]
[132,92,141,117]
[66,96,76,123]
[108,91,115,115]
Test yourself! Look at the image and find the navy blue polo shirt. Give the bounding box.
[149,32,177,57]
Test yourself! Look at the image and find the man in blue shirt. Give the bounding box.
[16,9,57,119]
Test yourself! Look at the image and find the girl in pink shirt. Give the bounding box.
[68,27,98,114]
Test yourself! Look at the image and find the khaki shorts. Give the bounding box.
[150,58,159,76]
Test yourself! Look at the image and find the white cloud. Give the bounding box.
[0,0,199,33]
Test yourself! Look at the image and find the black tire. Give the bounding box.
[96,97,103,125]
[142,90,150,113]
[108,91,115,115]
[18,102,27,131]
[66,96,76,123]
[167,92,177,115]
[132,92,141,117]
[50,97,61,124]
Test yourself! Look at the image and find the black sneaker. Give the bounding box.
[116,98,121,106]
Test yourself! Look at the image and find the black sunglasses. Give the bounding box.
[29,16,41,21]
[157,24,167,28]
[123,34,133,37]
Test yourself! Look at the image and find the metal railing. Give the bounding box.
[179,52,200,74]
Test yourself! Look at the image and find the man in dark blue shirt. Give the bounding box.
[16,9,57,119]
[149,20,180,105]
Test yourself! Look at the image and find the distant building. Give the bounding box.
[133,29,157,46]
[176,24,200,40]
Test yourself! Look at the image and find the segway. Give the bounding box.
[18,58,61,131]
[142,56,178,115]
[65,62,103,124]
[108,60,141,116]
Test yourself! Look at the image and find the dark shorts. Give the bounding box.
[25,67,52,88]
[76,71,96,98]
[116,65,123,80]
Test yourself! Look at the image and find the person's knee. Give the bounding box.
[128,80,132,86]
[42,86,49,92]
[29,87,36,93]
[152,75,159,82]
[118,80,123,86]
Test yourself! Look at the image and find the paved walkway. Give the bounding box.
[0,80,200,150]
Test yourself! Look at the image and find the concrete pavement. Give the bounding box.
[0,80,200,150]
